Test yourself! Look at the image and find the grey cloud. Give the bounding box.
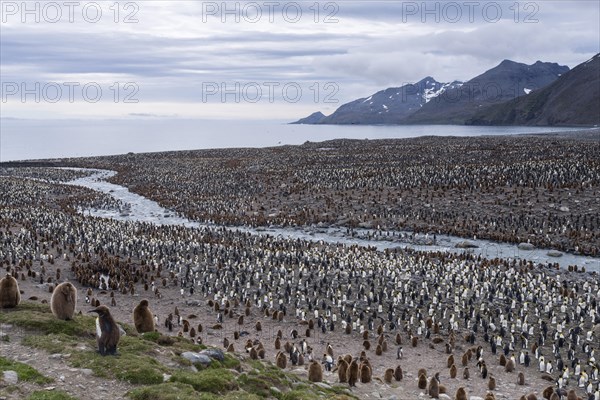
[0,0,597,113]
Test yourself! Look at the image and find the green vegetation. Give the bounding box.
[127,382,198,400]
[3,303,357,400]
[70,335,166,384]
[170,369,238,393]
[217,392,262,400]
[0,302,93,337]
[216,353,241,370]
[236,373,272,397]
[281,391,317,400]
[140,331,161,342]
[27,390,79,400]
[240,363,288,396]
[0,356,53,384]
[127,384,262,400]
[22,333,81,354]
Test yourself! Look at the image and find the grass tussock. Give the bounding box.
[0,303,94,337]
[128,383,263,400]
[26,390,79,400]
[0,356,53,384]
[70,335,165,384]
[169,369,238,393]
[127,382,198,400]
[22,333,82,354]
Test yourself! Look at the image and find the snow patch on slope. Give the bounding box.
[422,82,462,103]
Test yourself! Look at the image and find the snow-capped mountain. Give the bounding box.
[292,77,462,125]
[405,59,569,124]
[292,58,571,125]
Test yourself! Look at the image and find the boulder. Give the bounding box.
[455,240,479,249]
[518,242,535,251]
[2,370,18,385]
[181,351,212,366]
[547,250,563,257]
[200,348,225,362]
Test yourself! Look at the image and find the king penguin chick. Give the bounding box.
[133,299,155,333]
[0,273,21,308]
[51,282,77,320]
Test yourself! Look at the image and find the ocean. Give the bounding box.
[0,118,585,161]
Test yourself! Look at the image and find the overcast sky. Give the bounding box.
[1,0,598,120]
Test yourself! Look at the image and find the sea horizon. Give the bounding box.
[0,117,590,162]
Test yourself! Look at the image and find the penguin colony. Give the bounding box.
[0,133,599,399]
[48,133,600,256]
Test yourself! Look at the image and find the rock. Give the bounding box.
[163,373,171,382]
[518,242,535,250]
[439,395,451,400]
[270,387,282,394]
[290,369,306,376]
[186,300,202,307]
[118,325,127,336]
[388,396,399,400]
[559,206,570,212]
[200,348,225,362]
[455,240,479,249]
[541,373,554,381]
[44,387,56,391]
[59,375,65,382]
[181,352,212,366]
[547,250,563,257]
[79,369,93,376]
[2,371,18,385]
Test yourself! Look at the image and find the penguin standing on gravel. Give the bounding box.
[88,305,120,356]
